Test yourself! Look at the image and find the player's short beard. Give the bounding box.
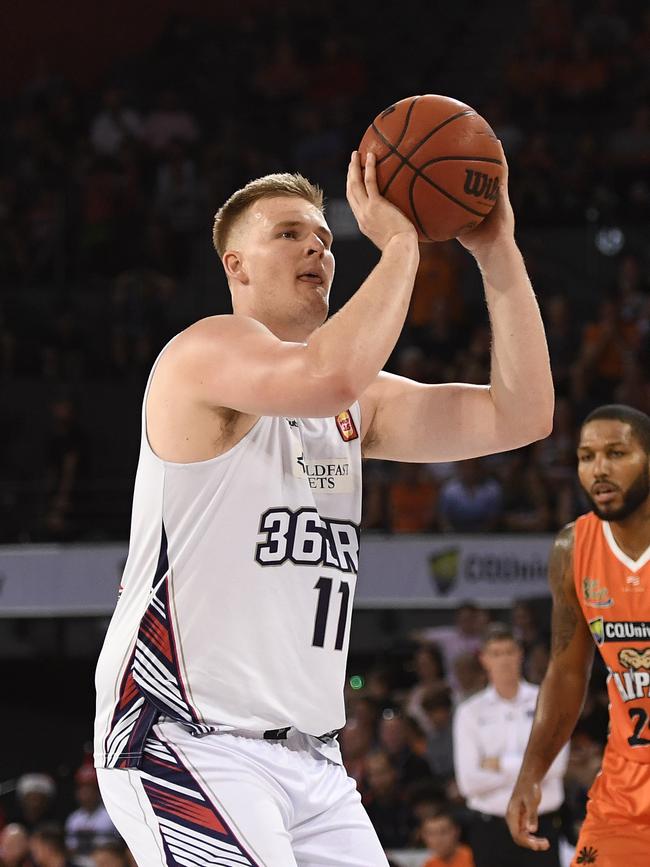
[589,465,650,521]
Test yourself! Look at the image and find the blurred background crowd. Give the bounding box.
[1,0,649,543]
[1,0,648,865]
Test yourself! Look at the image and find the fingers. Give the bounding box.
[516,831,551,852]
[346,151,367,211]
[496,138,509,176]
[523,802,538,834]
[506,791,550,852]
[363,151,379,197]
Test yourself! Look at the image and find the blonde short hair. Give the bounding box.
[212,173,324,257]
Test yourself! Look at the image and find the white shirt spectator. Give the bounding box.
[453,680,568,817]
[65,802,119,857]
[90,88,143,157]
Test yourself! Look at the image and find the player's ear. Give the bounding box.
[223,250,249,285]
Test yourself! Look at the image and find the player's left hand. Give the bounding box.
[506,780,551,852]
[457,141,515,258]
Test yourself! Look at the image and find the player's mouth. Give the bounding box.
[297,271,324,285]
[592,481,619,505]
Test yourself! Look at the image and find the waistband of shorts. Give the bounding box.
[229,726,340,742]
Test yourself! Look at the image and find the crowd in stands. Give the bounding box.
[0,602,608,865]
[0,0,649,542]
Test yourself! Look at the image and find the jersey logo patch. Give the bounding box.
[335,410,358,442]
[583,576,613,608]
[619,648,650,670]
[576,846,598,864]
[295,455,352,493]
[590,618,650,645]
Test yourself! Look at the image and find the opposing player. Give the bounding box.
[507,404,650,866]
[94,148,553,866]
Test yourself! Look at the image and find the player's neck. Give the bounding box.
[609,502,650,561]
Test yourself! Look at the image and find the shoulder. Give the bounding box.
[160,315,275,372]
[549,522,575,575]
[175,314,267,347]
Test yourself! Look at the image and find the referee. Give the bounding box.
[452,623,568,867]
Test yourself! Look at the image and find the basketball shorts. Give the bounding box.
[571,749,650,867]
[97,720,389,867]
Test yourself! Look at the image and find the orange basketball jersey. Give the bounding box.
[574,511,650,762]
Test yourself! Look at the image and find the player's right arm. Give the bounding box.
[506,523,594,852]
[167,152,419,420]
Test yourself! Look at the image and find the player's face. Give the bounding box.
[578,420,650,522]
[237,196,335,334]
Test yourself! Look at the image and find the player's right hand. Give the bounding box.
[346,151,417,251]
[505,781,551,852]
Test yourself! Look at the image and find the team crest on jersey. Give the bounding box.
[335,410,358,442]
[576,846,598,864]
[582,576,613,608]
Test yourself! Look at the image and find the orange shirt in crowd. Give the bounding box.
[423,843,476,867]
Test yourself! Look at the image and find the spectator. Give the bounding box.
[542,295,577,398]
[387,463,438,533]
[29,826,74,867]
[573,296,641,403]
[89,842,129,867]
[339,719,374,795]
[153,142,203,276]
[450,652,487,706]
[64,765,119,862]
[363,751,417,850]
[499,449,551,532]
[11,776,57,833]
[378,713,433,789]
[419,603,488,690]
[421,686,456,791]
[453,624,568,867]
[0,823,33,867]
[404,643,447,734]
[90,88,143,158]
[421,811,475,867]
[438,460,503,533]
[143,89,199,153]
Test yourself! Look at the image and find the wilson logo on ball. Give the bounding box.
[463,170,500,201]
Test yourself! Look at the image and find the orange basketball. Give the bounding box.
[358,94,504,242]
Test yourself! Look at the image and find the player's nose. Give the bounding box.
[593,454,611,476]
[306,234,326,256]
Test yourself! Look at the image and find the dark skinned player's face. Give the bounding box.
[577,420,650,521]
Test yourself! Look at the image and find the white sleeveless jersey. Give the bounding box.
[94,341,362,769]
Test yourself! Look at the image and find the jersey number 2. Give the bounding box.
[312,577,350,651]
[628,707,650,747]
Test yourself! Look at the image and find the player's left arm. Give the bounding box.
[359,147,554,462]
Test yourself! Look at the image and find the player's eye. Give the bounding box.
[578,453,592,462]
[280,230,297,239]
[610,450,625,458]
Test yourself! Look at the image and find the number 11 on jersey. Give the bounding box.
[312,576,350,651]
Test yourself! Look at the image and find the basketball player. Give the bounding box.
[507,405,650,866]
[94,148,553,866]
